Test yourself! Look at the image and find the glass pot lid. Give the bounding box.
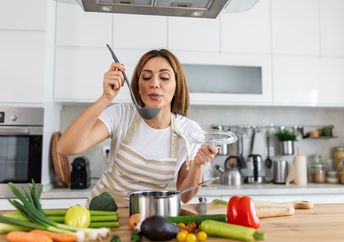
[188,130,238,146]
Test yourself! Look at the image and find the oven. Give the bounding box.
[0,107,43,197]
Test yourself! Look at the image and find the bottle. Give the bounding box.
[334,147,344,170]
[311,163,326,183]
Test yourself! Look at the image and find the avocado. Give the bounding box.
[140,215,181,241]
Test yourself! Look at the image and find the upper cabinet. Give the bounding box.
[113,14,167,50]
[168,17,220,52]
[271,0,320,56]
[319,0,344,57]
[220,0,271,54]
[0,0,46,105]
[56,2,112,47]
[0,0,46,31]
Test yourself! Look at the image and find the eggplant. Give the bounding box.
[140,215,181,241]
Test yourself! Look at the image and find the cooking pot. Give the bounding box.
[128,177,219,217]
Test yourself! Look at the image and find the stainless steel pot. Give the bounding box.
[128,177,219,217]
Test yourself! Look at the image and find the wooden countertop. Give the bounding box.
[1,204,344,241]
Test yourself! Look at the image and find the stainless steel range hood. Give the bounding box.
[68,0,259,18]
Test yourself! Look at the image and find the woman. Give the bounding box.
[57,49,218,207]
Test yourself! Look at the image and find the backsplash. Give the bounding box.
[60,104,344,178]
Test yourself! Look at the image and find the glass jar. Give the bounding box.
[311,163,326,183]
[334,147,344,170]
[326,171,339,184]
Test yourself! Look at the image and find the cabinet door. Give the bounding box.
[56,2,112,47]
[221,0,271,54]
[318,58,344,106]
[0,0,46,31]
[54,47,144,102]
[273,56,320,106]
[0,31,45,104]
[168,17,220,52]
[319,0,344,57]
[271,0,320,55]
[113,14,167,49]
[175,51,272,105]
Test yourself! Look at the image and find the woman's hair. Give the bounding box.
[131,49,189,116]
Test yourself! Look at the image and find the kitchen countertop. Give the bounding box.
[39,182,344,203]
[1,204,344,241]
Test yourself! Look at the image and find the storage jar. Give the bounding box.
[334,147,344,170]
[311,163,326,183]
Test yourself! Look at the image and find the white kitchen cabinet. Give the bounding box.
[273,56,344,106]
[113,14,167,50]
[271,0,320,56]
[220,0,271,54]
[273,56,320,106]
[175,51,272,105]
[0,31,45,104]
[0,0,46,31]
[317,58,344,106]
[56,2,112,47]
[54,47,147,102]
[319,0,344,57]
[168,17,220,52]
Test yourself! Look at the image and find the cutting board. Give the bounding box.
[51,132,70,187]
[181,200,313,218]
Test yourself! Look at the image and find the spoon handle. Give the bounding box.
[179,177,219,195]
[106,44,139,106]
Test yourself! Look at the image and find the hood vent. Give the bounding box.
[69,0,257,18]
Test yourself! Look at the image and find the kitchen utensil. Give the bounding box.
[237,131,247,168]
[106,44,160,120]
[196,197,207,214]
[273,160,289,184]
[51,132,70,187]
[215,164,242,186]
[265,131,272,169]
[246,128,265,183]
[128,177,219,217]
[181,200,313,217]
[188,130,237,147]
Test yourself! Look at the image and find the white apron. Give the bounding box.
[89,112,189,207]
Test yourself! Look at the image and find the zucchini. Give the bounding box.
[200,220,266,242]
[166,214,227,224]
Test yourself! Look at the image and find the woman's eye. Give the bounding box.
[160,76,170,81]
[142,76,151,80]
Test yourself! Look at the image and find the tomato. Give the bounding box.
[185,233,197,242]
[176,230,188,242]
[177,223,186,229]
[197,231,208,242]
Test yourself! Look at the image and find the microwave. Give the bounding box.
[0,107,43,197]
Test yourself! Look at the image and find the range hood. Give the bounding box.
[67,0,259,18]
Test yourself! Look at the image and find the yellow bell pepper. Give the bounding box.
[64,205,90,228]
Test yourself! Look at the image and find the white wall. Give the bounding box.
[60,104,344,178]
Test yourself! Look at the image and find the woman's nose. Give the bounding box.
[150,76,160,88]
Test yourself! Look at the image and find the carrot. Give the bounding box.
[128,213,142,230]
[31,229,77,242]
[6,231,52,242]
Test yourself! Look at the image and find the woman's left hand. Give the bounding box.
[193,145,218,166]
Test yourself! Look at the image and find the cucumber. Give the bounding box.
[200,220,266,242]
[166,214,227,224]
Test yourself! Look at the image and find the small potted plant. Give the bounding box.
[275,129,298,155]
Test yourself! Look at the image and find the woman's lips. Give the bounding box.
[148,93,162,100]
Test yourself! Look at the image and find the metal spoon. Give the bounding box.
[106,44,160,120]
[179,177,219,195]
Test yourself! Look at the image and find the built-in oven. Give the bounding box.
[0,107,43,197]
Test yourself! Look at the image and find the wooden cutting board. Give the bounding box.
[51,132,70,187]
[181,200,313,218]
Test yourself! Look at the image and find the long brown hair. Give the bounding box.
[131,49,189,116]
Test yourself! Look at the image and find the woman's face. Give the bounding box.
[138,56,176,110]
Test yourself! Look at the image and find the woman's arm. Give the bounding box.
[177,145,218,203]
[57,63,125,156]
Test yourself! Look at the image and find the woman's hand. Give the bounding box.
[102,63,125,101]
[193,145,218,166]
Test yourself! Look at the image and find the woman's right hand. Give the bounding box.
[102,62,125,101]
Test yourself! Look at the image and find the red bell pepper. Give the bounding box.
[227,195,260,229]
